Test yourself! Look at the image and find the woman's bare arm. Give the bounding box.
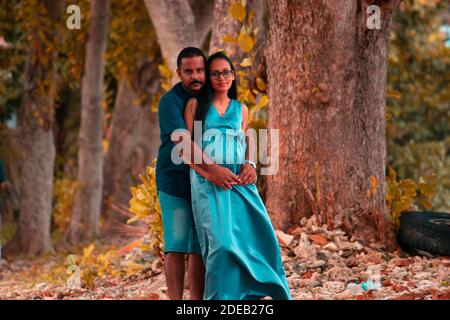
[239,103,257,184]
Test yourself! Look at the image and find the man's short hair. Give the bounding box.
[177,47,206,69]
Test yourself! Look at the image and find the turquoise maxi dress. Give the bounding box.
[189,99,292,300]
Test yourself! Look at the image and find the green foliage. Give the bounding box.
[105,0,160,111]
[224,0,268,131]
[0,222,17,248]
[39,244,135,288]
[386,0,449,211]
[128,163,164,258]
[51,177,78,242]
[106,0,158,79]
[57,0,90,90]
[385,167,436,228]
[0,0,25,122]
[390,139,450,211]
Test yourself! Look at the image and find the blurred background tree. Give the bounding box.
[386,0,450,211]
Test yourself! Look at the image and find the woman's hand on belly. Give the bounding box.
[237,163,257,185]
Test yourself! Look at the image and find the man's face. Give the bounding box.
[177,56,205,93]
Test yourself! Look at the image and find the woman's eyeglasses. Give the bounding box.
[210,70,234,79]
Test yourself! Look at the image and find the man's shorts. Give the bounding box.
[158,190,201,254]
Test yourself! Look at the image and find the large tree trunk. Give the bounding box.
[265,0,399,247]
[68,0,110,243]
[103,59,161,227]
[144,0,198,80]
[55,87,81,179]
[144,0,215,79]
[209,0,242,55]
[189,0,215,47]
[9,0,66,255]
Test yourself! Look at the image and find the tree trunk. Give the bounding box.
[265,0,399,247]
[209,0,265,55]
[209,0,244,55]
[68,0,110,243]
[9,0,66,256]
[56,87,81,179]
[103,59,161,227]
[189,0,215,47]
[144,0,198,80]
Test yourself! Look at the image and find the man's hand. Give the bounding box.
[205,164,241,189]
[238,164,257,185]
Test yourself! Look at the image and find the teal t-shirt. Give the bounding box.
[156,82,195,200]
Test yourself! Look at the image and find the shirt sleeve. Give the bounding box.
[158,95,187,137]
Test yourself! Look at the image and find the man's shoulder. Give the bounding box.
[161,82,184,102]
[159,88,184,114]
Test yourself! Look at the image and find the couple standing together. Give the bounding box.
[155,47,291,300]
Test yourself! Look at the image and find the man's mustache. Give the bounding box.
[189,80,203,86]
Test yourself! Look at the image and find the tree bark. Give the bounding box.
[9,0,66,255]
[103,59,161,227]
[265,0,399,247]
[144,0,198,80]
[68,0,110,243]
[189,0,215,47]
[209,0,265,55]
[209,0,244,55]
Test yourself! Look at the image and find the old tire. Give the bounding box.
[397,211,450,256]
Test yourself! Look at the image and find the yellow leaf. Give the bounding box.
[83,244,95,258]
[418,197,433,209]
[230,2,246,22]
[394,200,411,213]
[385,112,392,121]
[240,57,252,67]
[387,89,401,99]
[158,63,172,79]
[65,254,77,266]
[127,216,140,224]
[244,89,255,104]
[238,32,254,53]
[102,139,109,154]
[256,77,266,91]
[370,176,379,189]
[418,180,435,197]
[388,167,396,183]
[223,35,238,43]
[258,95,269,107]
[248,10,256,23]
[398,180,416,196]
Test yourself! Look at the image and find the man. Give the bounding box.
[156,47,246,300]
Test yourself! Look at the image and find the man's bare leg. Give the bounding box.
[164,252,185,299]
[188,253,205,300]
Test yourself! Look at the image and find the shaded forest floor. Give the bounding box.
[1,216,449,300]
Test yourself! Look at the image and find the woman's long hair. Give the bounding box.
[194,52,238,124]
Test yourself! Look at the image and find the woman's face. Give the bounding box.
[209,58,235,93]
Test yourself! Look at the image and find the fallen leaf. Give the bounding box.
[148,292,160,300]
[276,230,294,246]
[118,240,143,255]
[309,235,328,246]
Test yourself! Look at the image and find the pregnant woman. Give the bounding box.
[182,52,291,300]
